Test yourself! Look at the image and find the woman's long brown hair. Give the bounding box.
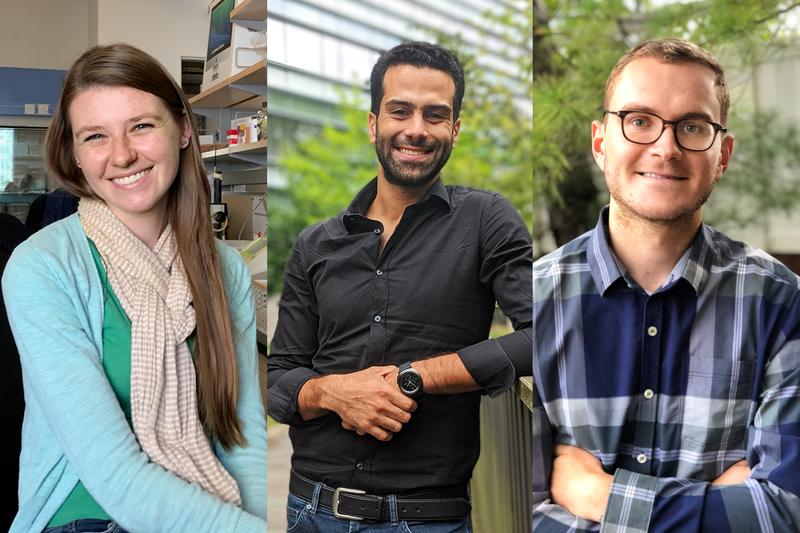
[46,43,244,449]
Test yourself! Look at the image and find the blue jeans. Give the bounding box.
[287,491,473,533]
[42,519,129,533]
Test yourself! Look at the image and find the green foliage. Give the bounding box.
[280,91,374,228]
[269,3,534,292]
[431,2,533,228]
[534,0,800,250]
[532,1,632,248]
[648,1,800,46]
[268,89,375,291]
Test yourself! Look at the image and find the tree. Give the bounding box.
[430,1,533,228]
[534,0,800,254]
[268,88,375,291]
[269,2,534,292]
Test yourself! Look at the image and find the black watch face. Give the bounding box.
[399,371,422,396]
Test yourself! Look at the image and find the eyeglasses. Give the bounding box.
[604,110,727,152]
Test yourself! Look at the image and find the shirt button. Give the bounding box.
[376,269,383,276]
[373,228,381,234]
[373,315,381,323]
[643,389,654,400]
[356,462,364,471]
[647,326,658,337]
[637,453,648,464]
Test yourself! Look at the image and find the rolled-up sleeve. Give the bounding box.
[457,193,532,396]
[267,231,322,426]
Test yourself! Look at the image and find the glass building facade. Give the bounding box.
[266,0,529,187]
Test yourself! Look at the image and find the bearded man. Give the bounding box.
[268,41,532,532]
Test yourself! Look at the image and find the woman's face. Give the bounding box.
[69,85,189,230]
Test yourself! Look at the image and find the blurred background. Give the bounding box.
[533,0,800,271]
[266,0,533,292]
[265,1,533,531]
[0,2,268,531]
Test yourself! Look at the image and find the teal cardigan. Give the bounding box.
[2,214,266,533]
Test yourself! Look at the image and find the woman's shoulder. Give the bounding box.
[6,214,88,277]
[2,214,99,330]
[214,240,249,280]
[214,239,244,264]
[18,213,84,254]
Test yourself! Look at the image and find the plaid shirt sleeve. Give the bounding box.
[532,382,603,532]
[601,292,800,533]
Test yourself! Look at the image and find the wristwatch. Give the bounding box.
[397,362,424,397]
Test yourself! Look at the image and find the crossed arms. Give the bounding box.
[547,444,751,523]
[532,292,800,532]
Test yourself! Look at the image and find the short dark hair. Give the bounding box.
[370,41,465,120]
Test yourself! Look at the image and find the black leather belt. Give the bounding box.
[289,470,471,521]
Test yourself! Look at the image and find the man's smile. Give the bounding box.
[636,171,688,180]
[393,144,434,161]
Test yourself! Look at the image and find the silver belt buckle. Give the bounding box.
[332,487,367,520]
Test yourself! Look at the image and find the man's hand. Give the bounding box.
[711,459,751,485]
[298,366,416,441]
[551,445,613,523]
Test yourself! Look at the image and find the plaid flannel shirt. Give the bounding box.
[532,208,800,532]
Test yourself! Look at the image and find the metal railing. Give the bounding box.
[471,376,533,533]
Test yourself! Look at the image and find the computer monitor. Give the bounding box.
[206,0,234,63]
[201,0,263,92]
[202,0,235,89]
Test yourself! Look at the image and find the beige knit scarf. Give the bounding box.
[79,198,241,505]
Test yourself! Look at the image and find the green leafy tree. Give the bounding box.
[431,1,533,228]
[268,88,374,291]
[269,2,534,292]
[534,0,800,253]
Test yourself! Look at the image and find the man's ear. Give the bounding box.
[368,112,377,145]
[591,120,606,171]
[451,118,461,147]
[716,133,734,180]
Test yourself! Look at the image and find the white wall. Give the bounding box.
[94,0,210,81]
[0,0,91,69]
[0,1,211,136]
[0,0,209,79]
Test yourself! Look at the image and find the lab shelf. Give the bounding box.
[202,139,267,168]
[188,61,266,110]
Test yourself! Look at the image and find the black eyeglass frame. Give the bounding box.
[604,109,728,152]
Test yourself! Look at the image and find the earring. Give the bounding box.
[75,160,81,168]
[180,138,189,148]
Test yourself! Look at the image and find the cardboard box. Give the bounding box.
[230,116,258,144]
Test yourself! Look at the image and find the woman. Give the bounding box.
[2,44,266,533]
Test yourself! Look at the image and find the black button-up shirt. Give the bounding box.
[268,178,532,494]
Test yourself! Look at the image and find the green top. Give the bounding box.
[47,240,130,526]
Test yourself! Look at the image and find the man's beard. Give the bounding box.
[374,126,453,188]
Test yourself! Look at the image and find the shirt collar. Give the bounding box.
[343,177,451,233]
[587,206,715,296]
